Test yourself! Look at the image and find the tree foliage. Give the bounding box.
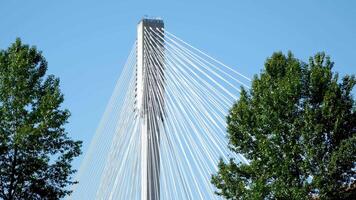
[212,52,356,199]
[0,39,82,199]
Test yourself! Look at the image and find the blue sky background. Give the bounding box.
[1,0,355,172]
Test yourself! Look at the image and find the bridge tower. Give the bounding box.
[136,18,165,200]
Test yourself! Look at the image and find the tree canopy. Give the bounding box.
[0,39,82,199]
[212,52,355,199]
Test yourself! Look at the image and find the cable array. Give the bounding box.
[71,28,250,200]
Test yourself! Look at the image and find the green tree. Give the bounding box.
[0,39,82,199]
[212,52,355,199]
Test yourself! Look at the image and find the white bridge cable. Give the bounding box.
[143,29,246,198]
[70,28,250,200]
[154,28,250,89]
[70,43,138,199]
[142,39,193,199]
[146,28,240,101]
[144,28,236,110]
[163,29,251,82]
[144,30,243,121]
[143,36,207,199]
[143,34,234,160]
[144,30,242,166]
[143,32,235,130]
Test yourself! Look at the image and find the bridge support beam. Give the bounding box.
[137,18,165,200]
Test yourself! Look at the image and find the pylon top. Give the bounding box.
[139,16,164,27]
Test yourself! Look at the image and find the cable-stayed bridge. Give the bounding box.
[71,18,250,200]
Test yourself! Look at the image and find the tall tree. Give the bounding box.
[0,39,82,199]
[211,52,355,199]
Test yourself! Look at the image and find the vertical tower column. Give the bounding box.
[136,18,165,200]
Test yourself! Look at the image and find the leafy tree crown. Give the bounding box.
[212,52,355,200]
[0,39,82,200]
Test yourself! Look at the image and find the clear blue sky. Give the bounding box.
[1,0,355,170]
